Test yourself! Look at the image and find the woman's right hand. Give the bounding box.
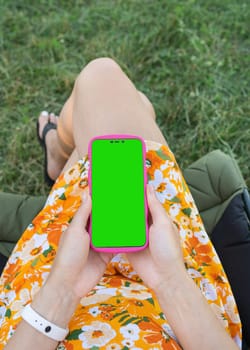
[128,185,239,350]
[127,184,186,292]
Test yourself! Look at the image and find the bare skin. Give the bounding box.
[37,60,161,182]
[4,58,237,350]
[4,187,239,350]
[38,112,65,181]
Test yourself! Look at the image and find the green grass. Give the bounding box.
[0,0,249,195]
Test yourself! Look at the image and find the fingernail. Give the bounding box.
[41,111,49,117]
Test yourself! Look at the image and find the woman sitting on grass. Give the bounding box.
[0,58,241,350]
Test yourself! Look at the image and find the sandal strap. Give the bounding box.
[42,122,57,142]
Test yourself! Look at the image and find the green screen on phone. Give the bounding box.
[90,137,146,248]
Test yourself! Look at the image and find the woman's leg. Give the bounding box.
[41,58,167,178]
[56,75,157,156]
[63,58,167,172]
[71,58,167,158]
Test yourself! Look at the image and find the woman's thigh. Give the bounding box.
[71,58,167,158]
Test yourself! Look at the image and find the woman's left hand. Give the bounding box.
[28,190,112,331]
[46,190,112,299]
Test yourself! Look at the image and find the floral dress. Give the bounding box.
[0,141,242,349]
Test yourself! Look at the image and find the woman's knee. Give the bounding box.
[76,57,122,87]
[138,91,156,120]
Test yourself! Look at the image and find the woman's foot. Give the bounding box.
[38,111,67,183]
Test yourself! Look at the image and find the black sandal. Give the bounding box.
[36,120,57,187]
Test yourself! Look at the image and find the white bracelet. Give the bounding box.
[22,304,69,341]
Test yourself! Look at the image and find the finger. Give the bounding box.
[97,251,113,265]
[147,184,168,224]
[70,191,92,230]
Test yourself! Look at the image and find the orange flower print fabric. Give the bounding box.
[0,141,241,349]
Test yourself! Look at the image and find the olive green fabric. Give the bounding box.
[0,150,247,258]
[183,150,246,235]
[0,193,46,257]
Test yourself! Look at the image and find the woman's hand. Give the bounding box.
[127,184,186,292]
[128,185,239,350]
[32,190,112,328]
[4,191,112,349]
[46,190,112,299]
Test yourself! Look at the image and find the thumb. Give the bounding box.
[70,190,92,230]
[147,184,167,225]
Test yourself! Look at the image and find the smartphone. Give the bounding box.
[88,134,148,253]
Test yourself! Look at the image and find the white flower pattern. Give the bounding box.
[79,321,116,348]
[120,324,140,341]
[0,140,242,349]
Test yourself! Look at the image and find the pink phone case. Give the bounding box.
[88,134,149,253]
